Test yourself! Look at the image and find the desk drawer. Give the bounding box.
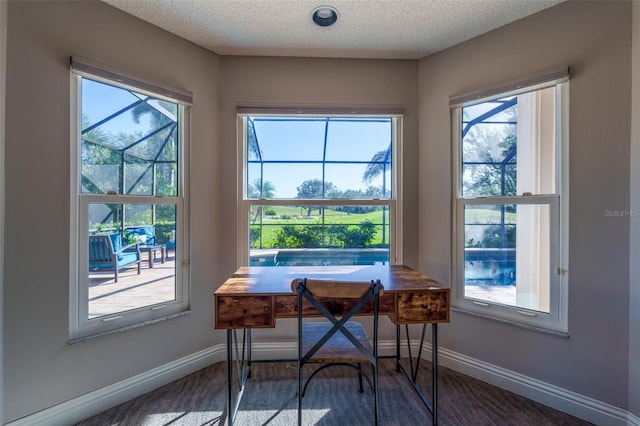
[216,296,274,328]
[274,294,395,317]
[397,290,449,323]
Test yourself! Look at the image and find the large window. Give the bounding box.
[70,58,191,341]
[451,69,569,333]
[238,113,401,267]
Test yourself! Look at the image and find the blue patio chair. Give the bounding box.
[89,233,141,282]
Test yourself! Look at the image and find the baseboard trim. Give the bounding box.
[6,345,225,426]
[424,343,630,426]
[7,339,634,426]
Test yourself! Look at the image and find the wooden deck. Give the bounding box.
[88,252,176,319]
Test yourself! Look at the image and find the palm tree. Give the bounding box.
[247,118,261,160]
[249,179,277,248]
[362,142,391,189]
[248,179,276,198]
[363,143,392,245]
[81,113,126,227]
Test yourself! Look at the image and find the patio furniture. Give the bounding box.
[89,233,141,282]
[138,244,166,268]
[125,225,156,245]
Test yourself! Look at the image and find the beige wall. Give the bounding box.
[418,0,631,408]
[219,56,419,273]
[0,0,6,423]
[4,1,222,421]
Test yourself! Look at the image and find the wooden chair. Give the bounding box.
[291,277,384,426]
[89,233,141,283]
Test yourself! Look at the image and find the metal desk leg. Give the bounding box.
[226,329,233,426]
[395,323,438,425]
[432,323,438,426]
[396,324,401,372]
[226,328,252,426]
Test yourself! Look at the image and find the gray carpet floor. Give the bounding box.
[75,359,593,425]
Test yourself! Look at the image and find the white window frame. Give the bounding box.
[69,59,191,342]
[236,111,403,267]
[451,70,569,334]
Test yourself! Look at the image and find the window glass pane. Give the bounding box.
[461,87,556,197]
[463,203,550,313]
[259,164,323,199]
[462,97,517,197]
[249,204,389,266]
[81,79,139,127]
[325,119,391,162]
[247,116,393,200]
[325,163,391,199]
[123,156,152,196]
[247,119,260,162]
[81,78,179,196]
[251,117,326,161]
[87,203,176,319]
[81,145,120,194]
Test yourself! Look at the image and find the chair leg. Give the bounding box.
[297,363,302,426]
[357,362,364,393]
[114,267,119,283]
[373,362,379,426]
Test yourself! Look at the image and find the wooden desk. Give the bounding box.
[215,265,450,425]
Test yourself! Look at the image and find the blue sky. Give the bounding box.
[82,78,393,200]
[249,117,392,198]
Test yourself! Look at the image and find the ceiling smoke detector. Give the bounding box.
[312,6,338,27]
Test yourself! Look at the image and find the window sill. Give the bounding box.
[451,306,569,338]
[68,309,191,345]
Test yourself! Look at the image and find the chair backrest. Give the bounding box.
[291,278,384,364]
[89,235,116,264]
[292,279,381,299]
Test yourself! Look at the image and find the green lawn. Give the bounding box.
[250,206,389,248]
[249,206,516,249]
[464,206,516,224]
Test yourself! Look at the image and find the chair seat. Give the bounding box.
[90,251,138,269]
[302,321,372,362]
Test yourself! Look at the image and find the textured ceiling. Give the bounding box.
[102,0,564,60]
